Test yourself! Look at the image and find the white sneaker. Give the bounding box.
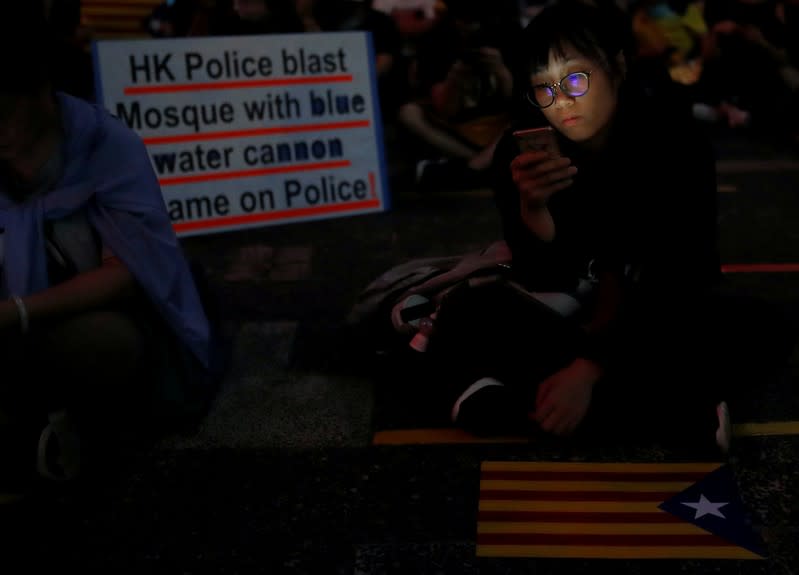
[715,401,731,454]
[451,377,505,424]
[36,410,82,481]
[415,158,444,184]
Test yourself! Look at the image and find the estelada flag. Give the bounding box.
[477,461,766,559]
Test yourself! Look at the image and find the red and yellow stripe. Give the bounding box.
[372,420,799,445]
[476,461,762,559]
[81,0,163,39]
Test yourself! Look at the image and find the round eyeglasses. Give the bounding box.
[526,71,592,109]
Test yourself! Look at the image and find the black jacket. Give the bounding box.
[490,77,721,299]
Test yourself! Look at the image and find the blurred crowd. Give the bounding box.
[48,0,799,190]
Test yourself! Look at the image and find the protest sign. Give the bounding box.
[93,32,390,237]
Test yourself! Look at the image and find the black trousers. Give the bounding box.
[426,281,796,445]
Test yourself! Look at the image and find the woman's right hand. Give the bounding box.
[511,150,576,208]
[510,150,577,241]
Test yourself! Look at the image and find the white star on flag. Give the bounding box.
[681,494,729,519]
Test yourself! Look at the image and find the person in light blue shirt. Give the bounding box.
[0,1,224,485]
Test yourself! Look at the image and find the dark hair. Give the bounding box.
[519,1,632,78]
[0,1,54,94]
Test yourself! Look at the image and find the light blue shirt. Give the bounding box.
[0,92,212,370]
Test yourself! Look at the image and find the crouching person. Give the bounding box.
[0,1,223,487]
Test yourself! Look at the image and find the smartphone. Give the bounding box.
[513,126,560,156]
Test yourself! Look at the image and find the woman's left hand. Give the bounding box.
[531,358,602,436]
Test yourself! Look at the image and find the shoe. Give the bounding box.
[415,158,449,192]
[451,377,527,436]
[36,410,82,482]
[715,401,731,454]
[415,158,441,183]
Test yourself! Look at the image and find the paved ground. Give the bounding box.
[2,124,799,574]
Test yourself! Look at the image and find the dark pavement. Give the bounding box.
[2,124,799,574]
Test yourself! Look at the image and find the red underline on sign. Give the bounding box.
[172,197,381,233]
[142,120,371,145]
[722,263,799,273]
[124,75,354,95]
[159,160,351,186]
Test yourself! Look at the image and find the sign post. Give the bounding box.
[93,32,391,237]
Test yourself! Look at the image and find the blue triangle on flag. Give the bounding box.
[658,464,767,557]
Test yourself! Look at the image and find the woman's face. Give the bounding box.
[0,94,32,161]
[529,45,621,148]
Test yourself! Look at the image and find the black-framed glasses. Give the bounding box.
[525,71,592,109]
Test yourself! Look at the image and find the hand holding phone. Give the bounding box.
[511,126,569,242]
[513,126,560,156]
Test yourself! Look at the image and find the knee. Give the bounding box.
[42,310,146,375]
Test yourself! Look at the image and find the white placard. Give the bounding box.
[92,32,391,237]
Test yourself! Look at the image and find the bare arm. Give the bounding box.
[0,255,138,332]
[375,53,395,78]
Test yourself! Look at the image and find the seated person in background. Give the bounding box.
[629,0,752,129]
[202,0,304,35]
[296,0,406,122]
[142,0,204,38]
[372,0,442,39]
[397,0,522,191]
[370,0,447,99]
[0,2,222,485]
[425,0,796,450]
[294,0,322,31]
[630,0,706,76]
[700,0,799,140]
